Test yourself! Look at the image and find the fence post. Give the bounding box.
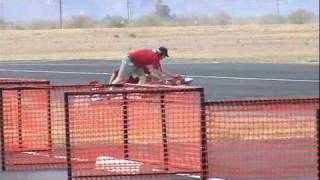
[47,88,53,152]
[17,89,23,150]
[64,92,72,180]
[200,89,208,180]
[317,109,320,179]
[0,89,6,171]
[160,93,169,171]
[123,93,129,159]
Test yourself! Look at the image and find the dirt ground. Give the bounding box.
[0,24,319,64]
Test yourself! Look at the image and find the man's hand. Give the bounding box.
[150,68,165,81]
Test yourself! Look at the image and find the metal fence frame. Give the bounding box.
[64,87,208,180]
[0,84,119,171]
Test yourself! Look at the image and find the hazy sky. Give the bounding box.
[1,0,319,21]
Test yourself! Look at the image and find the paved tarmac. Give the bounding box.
[0,60,318,100]
[0,59,319,180]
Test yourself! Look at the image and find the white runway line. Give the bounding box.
[2,62,218,66]
[163,61,220,65]
[0,69,112,75]
[189,75,319,83]
[0,60,61,64]
[2,63,106,66]
[0,69,318,83]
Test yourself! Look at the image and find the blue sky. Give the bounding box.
[1,0,319,21]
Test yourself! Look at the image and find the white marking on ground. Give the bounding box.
[0,69,112,75]
[22,151,89,162]
[189,75,319,83]
[0,69,318,83]
[2,61,219,66]
[177,174,225,180]
[21,152,209,177]
[0,60,60,64]
[163,61,220,65]
[3,63,105,66]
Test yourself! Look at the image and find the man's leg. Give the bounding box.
[108,72,116,84]
[111,55,134,84]
[111,74,123,84]
[132,68,146,84]
[138,75,146,84]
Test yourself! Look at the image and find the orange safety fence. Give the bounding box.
[0,84,120,171]
[205,98,320,180]
[1,79,319,180]
[64,87,206,180]
[0,78,49,88]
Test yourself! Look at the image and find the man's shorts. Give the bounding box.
[117,55,144,79]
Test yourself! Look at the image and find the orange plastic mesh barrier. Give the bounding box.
[206,98,320,180]
[0,78,49,88]
[0,84,119,171]
[64,87,207,180]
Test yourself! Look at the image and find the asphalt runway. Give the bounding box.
[0,59,318,100]
[0,59,319,180]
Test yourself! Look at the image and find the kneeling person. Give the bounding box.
[111,47,171,84]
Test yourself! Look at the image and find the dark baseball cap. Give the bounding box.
[159,46,169,57]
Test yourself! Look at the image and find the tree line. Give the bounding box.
[0,0,318,30]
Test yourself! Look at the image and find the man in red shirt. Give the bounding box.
[111,47,175,84]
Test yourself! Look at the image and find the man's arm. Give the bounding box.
[150,68,166,81]
[147,65,166,82]
[161,68,180,78]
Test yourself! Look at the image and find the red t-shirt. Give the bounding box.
[128,48,161,70]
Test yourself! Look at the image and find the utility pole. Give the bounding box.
[0,0,4,21]
[126,0,131,21]
[59,0,63,29]
[276,0,280,15]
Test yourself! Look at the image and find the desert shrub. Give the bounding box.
[67,15,95,28]
[187,15,215,26]
[212,11,232,25]
[232,17,257,25]
[28,20,59,29]
[169,16,192,26]
[131,15,165,27]
[128,33,137,38]
[288,9,315,24]
[0,18,5,29]
[258,14,287,24]
[100,15,127,28]
[9,21,29,30]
